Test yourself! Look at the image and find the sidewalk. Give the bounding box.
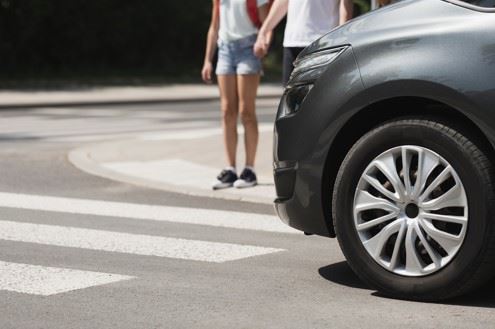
[0,84,282,108]
[69,124,276,204]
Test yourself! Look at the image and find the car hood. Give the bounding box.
[300,0,476,57]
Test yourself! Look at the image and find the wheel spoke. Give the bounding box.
[373,153,406,201]
[421,212,467,225]
[405,224,423,274]
[420,183,466,211]
[357,212,398,231]
[419,166,452,203]
[389,220,407,270]
[363,218,403,258]
[401,147,413,195]
[414,222,441,268]
[411,148,439,199]
[363,174,400,202]
[418,218,462,255]
[354,190,400,213]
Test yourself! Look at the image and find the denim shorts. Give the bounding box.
[216,35,262,76]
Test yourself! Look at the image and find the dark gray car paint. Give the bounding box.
[274,0,495,237]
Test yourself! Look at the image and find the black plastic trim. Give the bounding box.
[274,166,297,200]
[443,0,495,12]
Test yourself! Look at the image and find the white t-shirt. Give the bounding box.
[284,0,340,48]
[218,0,269,42]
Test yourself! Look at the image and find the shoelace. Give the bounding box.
[240,169,254,180]
[217,170,229,180]
[218,170,236,180]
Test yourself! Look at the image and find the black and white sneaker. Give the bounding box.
[233,168,257,188]
[212,169,238,190]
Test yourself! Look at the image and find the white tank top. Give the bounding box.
[218,0,269,42]
[284,0,340,48]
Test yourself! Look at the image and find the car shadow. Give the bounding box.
[319,261,495,308]
[318,261,372,290]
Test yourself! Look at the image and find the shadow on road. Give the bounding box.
[318,261,371,290]
[444,279,495,308]
[319,261,495,308]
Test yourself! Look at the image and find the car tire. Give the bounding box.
[332,119,495,301]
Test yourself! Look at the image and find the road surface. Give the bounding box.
[0,100,494,328]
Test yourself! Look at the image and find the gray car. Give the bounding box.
[274,0,495,301]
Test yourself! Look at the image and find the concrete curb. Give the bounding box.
[0,94,280,110]
[68,144,274,205]
[0,84,283,109]
[0,98,216,110]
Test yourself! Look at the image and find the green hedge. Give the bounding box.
[0,0,369,84]
[0,0,212,81]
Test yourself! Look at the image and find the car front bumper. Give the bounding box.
[272,47,364,238]
[273,100,333,237]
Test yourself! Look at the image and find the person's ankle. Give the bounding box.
[244,165,255,173]
[225,166,236,173]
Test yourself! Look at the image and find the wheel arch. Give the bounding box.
[321,96,495,237]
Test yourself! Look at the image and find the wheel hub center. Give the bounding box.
[405,203,419,218]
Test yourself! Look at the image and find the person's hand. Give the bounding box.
[201,61,213,84]
[254,34,269,59]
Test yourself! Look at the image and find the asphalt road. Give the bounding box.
[0,101,494,329]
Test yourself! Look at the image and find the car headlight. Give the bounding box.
[278,84,314,118]
[278,46,348,118]
[289,46,348,85]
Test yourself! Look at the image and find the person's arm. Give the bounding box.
[258,3,271,24]
[254,0,289,59]
[202,0,220,84]
[339,0,353,25]
[257,3,272,53]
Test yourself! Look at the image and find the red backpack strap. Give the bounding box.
[246,0,262,28]
[247,0,274,29]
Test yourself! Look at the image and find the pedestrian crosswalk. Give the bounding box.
[0,192,292,296]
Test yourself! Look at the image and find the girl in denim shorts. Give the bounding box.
[202,0,270,190]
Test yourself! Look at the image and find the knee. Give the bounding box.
[221,101,237,121]
[239,102,257,124]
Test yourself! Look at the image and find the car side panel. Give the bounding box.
[352,9,495,145]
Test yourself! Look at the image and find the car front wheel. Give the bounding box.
[333,119,495,301]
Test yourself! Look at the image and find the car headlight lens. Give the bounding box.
[289,46,348,85]
[279,84,314,117]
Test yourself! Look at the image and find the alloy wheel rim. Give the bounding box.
[353,145,468,277]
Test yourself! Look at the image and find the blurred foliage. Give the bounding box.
[0,0,370,86]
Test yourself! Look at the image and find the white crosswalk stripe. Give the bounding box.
[0,261,134,296]
[0,220,284,263]
[0,192,295,234]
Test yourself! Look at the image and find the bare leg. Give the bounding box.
[237,74,260,168]
[217,75,239,168]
